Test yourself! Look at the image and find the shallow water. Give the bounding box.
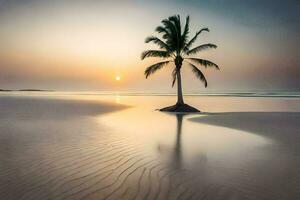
[0,94,299,200]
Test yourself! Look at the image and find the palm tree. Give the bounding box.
[141,15,219,112]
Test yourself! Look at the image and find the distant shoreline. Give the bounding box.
[0,89,53,92]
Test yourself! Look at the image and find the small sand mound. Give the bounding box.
[159,103,200,112]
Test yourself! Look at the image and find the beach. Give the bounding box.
[0,93,299,200]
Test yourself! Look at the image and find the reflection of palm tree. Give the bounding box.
[158,114,207,170]
[173,114,184,169]
[157,114,185,169]
[141,15,219,112]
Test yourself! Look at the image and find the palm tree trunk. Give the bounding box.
[176,69,184,105]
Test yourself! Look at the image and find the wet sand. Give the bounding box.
[0,94,299,200]
[190,112,300,200]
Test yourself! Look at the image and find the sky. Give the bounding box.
[0,0,299,92]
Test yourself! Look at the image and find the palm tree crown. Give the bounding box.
[141,15,219,105]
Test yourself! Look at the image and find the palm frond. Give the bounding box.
[168,15,181,36]
[155,26,172,40]
[168,15,181,53]
[162,18,179,51]
[183,28,209,51]
[181,16,190,49]
[171,68,178,87]
[141,50,171,60]
[162,18,177,32]
[187,62,208,87]
[144,61,170,78]
[186,58,219,70]
[145,36,171,51]
[186,43,217,55]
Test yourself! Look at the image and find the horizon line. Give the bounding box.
[1,90,299,98]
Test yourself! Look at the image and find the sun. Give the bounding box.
[115,76,121,81]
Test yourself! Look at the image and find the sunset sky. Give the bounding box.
[0,0,299,92]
